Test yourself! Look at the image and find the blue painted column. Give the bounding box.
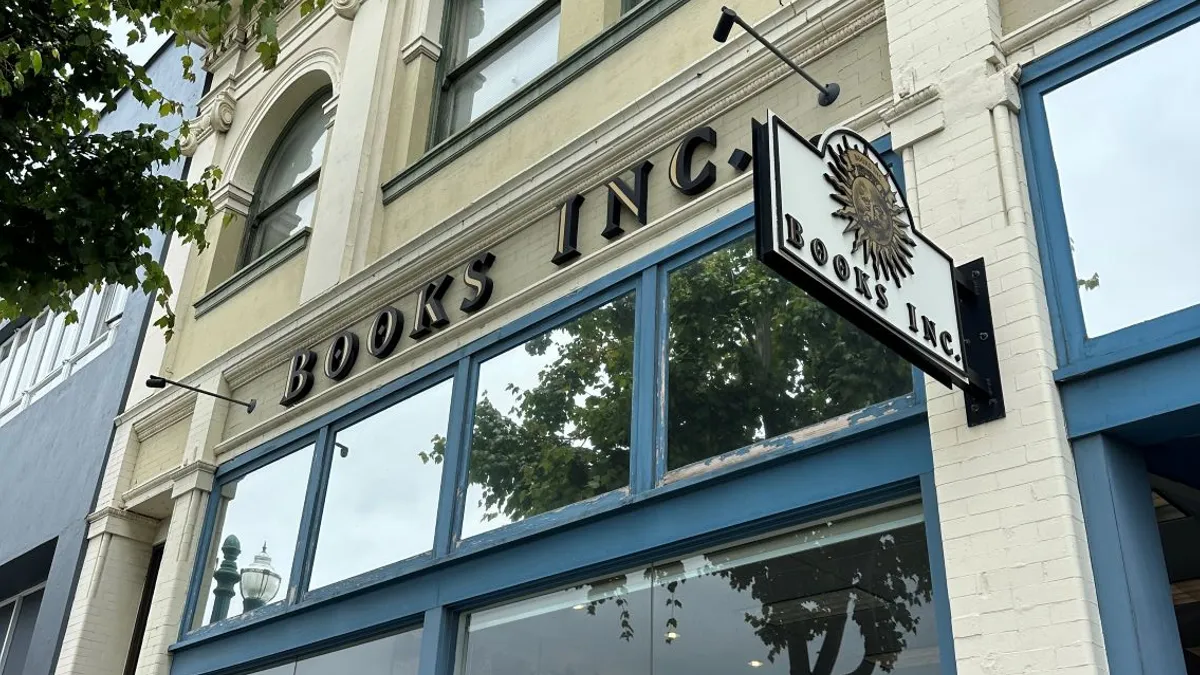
[1075,433,1186,675]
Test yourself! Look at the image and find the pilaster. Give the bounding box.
[883,0,1107,668]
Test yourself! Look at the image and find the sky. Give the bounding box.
[105,16,170,66]
[1043,20,1200,337]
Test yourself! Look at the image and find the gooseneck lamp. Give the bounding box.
[146,374,257,413]
[713,6,840,106]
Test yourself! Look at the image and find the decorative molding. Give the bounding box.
[194,229,311,319]
[121,0,889,431]
[999,0,1122,54]
[211,182,255,218]
[132,389,196,440]
[401,35,442,64]
[182,90,238,157]
[86,506,160,542]
[987,64,1023,112]
[332,0,363,20]
[878,85,941,126]
[878,85,945,151]
[171,461,219,497]
[322,93,341,125]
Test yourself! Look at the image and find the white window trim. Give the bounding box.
[0,285,128,428]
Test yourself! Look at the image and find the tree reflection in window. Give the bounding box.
[458,506,937,675]
[430,293,637,539]
[667,237,912,471]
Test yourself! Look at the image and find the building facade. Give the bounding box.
[53,0,1200,673]
[0,41,204,675]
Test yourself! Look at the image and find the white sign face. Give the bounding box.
[753,111,968,389]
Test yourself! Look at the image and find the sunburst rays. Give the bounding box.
[824,138,916,288]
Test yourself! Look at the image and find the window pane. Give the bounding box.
[461,293,635,540]
[260,96,330,206]
[250,184,317,260]
[16,315,50,393]
[460,571,653,675]
[451,0,546,63]
[666,238,911,471]
[296,629,422,675]
[1,328,30,406]
[194,445,314,628]
[457,505,937,675]
[1,589,43,675]
[444,10,560,136]
[310,380,454,590]
[1044,22,1200,337]
[649,506,937,675]
[0,602,12,655]
[35,314,67,382]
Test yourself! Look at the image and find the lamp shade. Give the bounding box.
[240,543,282,608]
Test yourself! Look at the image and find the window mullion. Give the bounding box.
[417,606,457,675]
[291,427,335,600]
[630,267,660,494]
[433,358,476,556]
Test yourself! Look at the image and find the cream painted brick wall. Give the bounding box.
[885,0,1108,670]
[55,532,154,675]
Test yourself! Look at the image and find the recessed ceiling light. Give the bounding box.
[665,631,680,640]
[572,604,586,611]
[748,660,764,668]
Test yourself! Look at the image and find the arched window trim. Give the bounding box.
[240,86,334,269]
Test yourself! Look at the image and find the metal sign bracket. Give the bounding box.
[954,258,1006,426]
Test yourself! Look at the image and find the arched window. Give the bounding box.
[242,88,333,267]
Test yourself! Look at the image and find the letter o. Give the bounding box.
[833,254,851,281]
[325,331,360,381]
[810,238,828,266]
[368,307,403,359]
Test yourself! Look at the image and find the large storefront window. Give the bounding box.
[1042,20,1200,338]
[310,379,455,590]
[461,293,636,539]
[458,504,937,675]
[194,445,314,628]
[244,629,422,675]
[666,238,912,471]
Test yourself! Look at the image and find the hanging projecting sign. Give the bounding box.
[752,111,1004,425]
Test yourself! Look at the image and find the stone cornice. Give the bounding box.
[879,85,941,126]
[128,388,195,439]
[121,0,890,434]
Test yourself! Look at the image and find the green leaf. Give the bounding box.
[29,50,42,74]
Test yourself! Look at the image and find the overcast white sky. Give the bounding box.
[106,17,169,66]
[1044,21,1200,337]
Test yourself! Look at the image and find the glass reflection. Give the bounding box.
[194,445,314,628]
[459,293,636,540]
[1044,21,1200,337]
[309,380,454,590]
[666,238,911,471]
[458,506,937,675]
[296,629,422,675]
[244,628,423,675]
[253,185,317,254]
[444,10,560,136]
[452,0,545,63]
[259,96,330,206]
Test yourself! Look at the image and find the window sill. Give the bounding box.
[379,0,689,205]
[194,229,310,319]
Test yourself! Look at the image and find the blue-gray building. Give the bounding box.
[0,40,204,675]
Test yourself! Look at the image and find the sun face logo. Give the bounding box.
[824,139,916,288]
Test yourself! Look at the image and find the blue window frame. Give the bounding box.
[1020,0,1200,378]
[174,140,955,675]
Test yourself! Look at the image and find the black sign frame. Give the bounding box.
[751,115,1005,426]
